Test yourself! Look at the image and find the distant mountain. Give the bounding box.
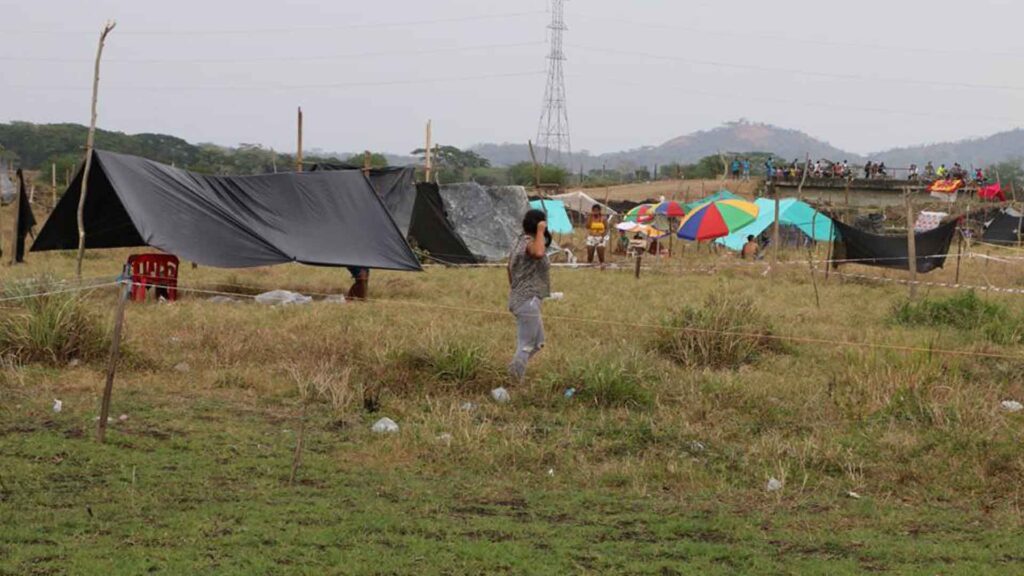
[873,129,1024,168]
[471,121,864,171]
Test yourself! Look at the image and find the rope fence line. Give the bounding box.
[0,280,121,303]
[141,281,1024,363]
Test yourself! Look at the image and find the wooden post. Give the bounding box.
[76,20,116,281]
[905,189,918,299]
[844,176,851,209]
[824,214,834,281]
[9,170,22,265]
[771,195,781,269]
[796,153,810,202]
[806,203,820,308]
[362,151,371,178]
[634,252,642,279]
[295,107,303,172]
[528,140,541,189]
[955,226,963,284]
[97,275,130,443]
[424,119,433,183]
[51,163,57,207]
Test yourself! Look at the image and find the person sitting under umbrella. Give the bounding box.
[741,235,760,260]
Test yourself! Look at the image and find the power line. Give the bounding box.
[572,13,1024,60]
[571,44,1024,94]
[0,11,547,36]
[0,41,546,64]
[1,70,547,92]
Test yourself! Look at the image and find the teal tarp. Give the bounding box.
[530,199,574,235]
[717,198,834,251]
[683,189,740,212]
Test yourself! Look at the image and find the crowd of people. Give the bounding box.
[745,156,988,184]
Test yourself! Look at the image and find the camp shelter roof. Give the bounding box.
[440,182,530,262]
[683,189,740,212]
[409,182,478,265]
[530,199,573,234]
[717,198,834,251]
[549,191,618,215]
[982,208,1024,246]
[32,150,421,271]
[310,163,416,236]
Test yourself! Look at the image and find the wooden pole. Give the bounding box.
[9,170,22,265]
[76,20,116,281]
[796,153,810,202]
[844,176,850,209]
[51,163,57,207]
[528,140,541,189]
[806,203,820,308]
[634,252,642,279]
[295,107,303,172]
[771,195,781,270]
[97,275,130,443]
[424,119,433,183]
[905,189,918,299]
[955,226,963,284]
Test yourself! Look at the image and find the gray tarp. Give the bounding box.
[440,182,530,262]
[32,150,421,271]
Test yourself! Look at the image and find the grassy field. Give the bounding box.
[2,232,1024,574]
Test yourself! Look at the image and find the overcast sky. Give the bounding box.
[1,0,1021,156]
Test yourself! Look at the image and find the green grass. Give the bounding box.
[892,290,1024,344]
[2,241,1024,574]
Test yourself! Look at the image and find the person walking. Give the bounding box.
[507,209,551,384]
[742,158,751,180]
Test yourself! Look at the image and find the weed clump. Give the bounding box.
[555,357,654,409]
[891,291,1024,344]
[655,293,783,369]
[0,280,109,365]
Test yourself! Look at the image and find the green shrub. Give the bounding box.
[655,293,784,369]
[892,291,1024,344]
[555,357,654,409]
[416,341,490,384]
[0,281,109,364]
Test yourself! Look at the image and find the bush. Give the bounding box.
[0,280,109,364]
[555,357,654,409]
[892,291,1024,344]
[655,293,783,369]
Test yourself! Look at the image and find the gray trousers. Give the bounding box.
[509,297,545,382]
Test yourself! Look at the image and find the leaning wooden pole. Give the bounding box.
[9,170,23,265]
[97,273,130,443]
[905,189,918,300]
[51,163,57,207]
[295,107,303,172]
[76,20,116,281]
[771,194,781,271]
[424,119,433,183]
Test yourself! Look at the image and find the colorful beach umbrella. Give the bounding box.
[625,204,657,223]
[676,199,759,241]
[652,200,686,218]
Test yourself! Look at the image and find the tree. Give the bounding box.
[507,162,568,187]
[344,151,389,168]
[410,144,490,183]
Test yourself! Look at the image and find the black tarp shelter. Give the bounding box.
[982,208,1024,246]
[309,164,477,265]
[14,169,37,263]
[830,218,959,273]
[32,150,421,271]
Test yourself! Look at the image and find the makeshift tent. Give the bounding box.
[717,198,834,251]
[978,183,1006,202]
[440,182,530,262]
[830,218,958,273]
[549,190,618,216]
[684,189,740,212]
[13,170,37,263]
[309,164,416,236]
[982,208,1024,246]
[530,199,573,234]
[32,150,421,271]
[409,182,478,265]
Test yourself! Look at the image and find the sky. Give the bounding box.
[1,0,1022,156]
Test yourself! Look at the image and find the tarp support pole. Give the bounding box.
[424,119,432,183]
[51,163,57,208]
[771,195,781,272]
[955,225,963,285]
[76,20,116,281]
[905,189,918,299]
[296,107,304,172]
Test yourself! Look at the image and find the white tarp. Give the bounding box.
[550,191,618,216]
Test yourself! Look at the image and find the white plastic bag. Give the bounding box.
[490,387,511,404]
[371,417,399,434]
[255,290,312,306]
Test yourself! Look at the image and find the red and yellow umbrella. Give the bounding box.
[676,199,759,241]
[625,204,657,223]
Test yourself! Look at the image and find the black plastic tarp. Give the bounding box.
[982,209,1023,246]
[14,170,37,263]
[310,164,416,236]
[440,182,530,262]
[830,218,958,273]
[32,150,421,271]
[409,183,478,265]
